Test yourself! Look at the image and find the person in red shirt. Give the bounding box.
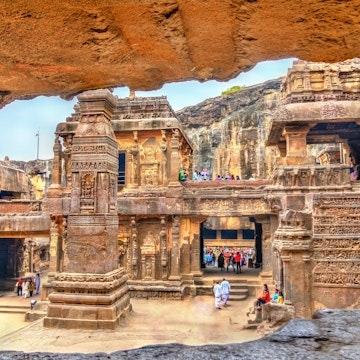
[255,289,271,309]
[16,278,23,296]
[235,251,241,274]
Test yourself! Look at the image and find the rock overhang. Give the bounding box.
[1,0,360,107]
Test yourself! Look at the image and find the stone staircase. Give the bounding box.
[0,304,28,314]
[351,181,360,192]
[194,277,258,301]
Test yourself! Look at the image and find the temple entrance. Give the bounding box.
[200,216,259,273]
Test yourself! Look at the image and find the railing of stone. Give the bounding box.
[272,164,351,188]
[181,179,272,189]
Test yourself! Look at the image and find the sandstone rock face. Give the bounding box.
[1,1,360,107]
[177,79,281,179]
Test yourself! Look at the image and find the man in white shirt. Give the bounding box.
[220,278,231,307]
[213,280,222,310]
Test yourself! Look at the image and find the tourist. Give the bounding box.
[255,288,271,309]
[16,278,23,296]
[35,273,41,295]
[22,280,29,299]
[212,252,216,266]
[226,253,236,273]
[235,251,241,274]
[220,278,231,307]
[213,280,222,310]
[29,278,35,297]
[179,169,187,181]
[216,175,223,180]
[277,291,284,304]
[271,288,280,303]
[193,170,199,180]
[217,251,225,271]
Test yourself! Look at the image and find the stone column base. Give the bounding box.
[43,268,131,329]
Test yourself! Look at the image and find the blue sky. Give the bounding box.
[0,58,296,161]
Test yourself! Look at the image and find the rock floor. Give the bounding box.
[0,293,260,354]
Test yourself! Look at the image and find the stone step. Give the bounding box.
[0,305,29,314]
[229,293,249,301]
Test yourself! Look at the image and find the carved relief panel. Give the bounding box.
[312,194,360,288]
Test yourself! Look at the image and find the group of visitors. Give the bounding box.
[215,174,240,180]
[204,247,255,273]
[213,278,231,309]
[193,168,210,181]
[16,273,41,298]
[253,284,284,311]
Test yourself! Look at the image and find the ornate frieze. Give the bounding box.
[183,197,269,215]
[272,165,350,187]
[312,193,360,288]
[313,225,360,235]
[71,160,117,173]
[320,102,346,119]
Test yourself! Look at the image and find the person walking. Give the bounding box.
[16,278,23,296]
[23,280,29,299]
[217,251,225,271]
[220,278,231,307]
[213,280,222,310]
[29,278,35,297]
[35,273,41,295]
[235,251,241,274]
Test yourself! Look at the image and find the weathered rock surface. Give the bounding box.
[177,79,281,179]
[1,309,360,359]
[1,1,360,107]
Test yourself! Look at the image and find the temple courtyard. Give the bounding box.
[0,268,261,354]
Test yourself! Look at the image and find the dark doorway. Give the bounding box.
[0,241,8,277]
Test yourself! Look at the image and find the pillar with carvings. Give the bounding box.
[62,134,73,188]
[190,218,203,280]
[169,215,181,281]
[160,216,168,280]
[51,136,62,188]
[168,129,181,186]
[130,216,138,279]
[44,89,131,329]
[259,218,273,284]
[160,130,168,186]
[129,131,139,188]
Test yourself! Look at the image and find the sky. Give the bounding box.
[0,58,296,161]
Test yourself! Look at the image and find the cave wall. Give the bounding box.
[1,1,360,107]
[177,79,281,179]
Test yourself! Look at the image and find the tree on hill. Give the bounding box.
[221,85,246,96]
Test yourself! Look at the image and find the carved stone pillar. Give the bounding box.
[44,89,131,329]
[272,209,312,318]
[160,130,168,186]
[277,125,315,166]
[48,136,62,192]
[130,216,138,279]
[168,129,181,187]
[259,218,273,283]
[190,218,203,279]
[129,131,139,188]
[48,216,61,279]
[160,216,168,280]
[63,135,73,188]
[281,254,291,302]
[169,215,181,280]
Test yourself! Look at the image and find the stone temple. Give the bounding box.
[1,59,360,329]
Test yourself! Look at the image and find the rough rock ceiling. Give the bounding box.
[1,0,360,107]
